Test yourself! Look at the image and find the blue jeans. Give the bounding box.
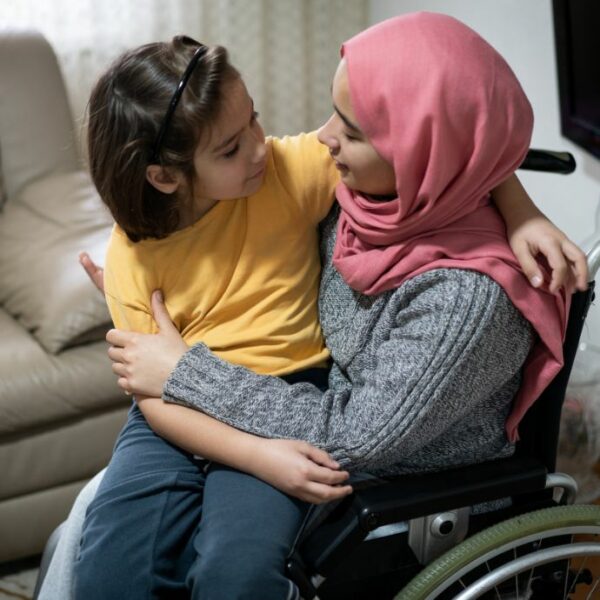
[74,369,328,600]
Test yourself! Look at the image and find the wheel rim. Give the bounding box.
[454,542,600,600]
[397,505,600,600]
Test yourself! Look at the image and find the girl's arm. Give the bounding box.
[491,173,588,292]
[134,396,351,504]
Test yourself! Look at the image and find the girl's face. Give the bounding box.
[318,60,396,197]
[191,77,267,203]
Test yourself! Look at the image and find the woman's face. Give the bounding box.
[318,60,396,197]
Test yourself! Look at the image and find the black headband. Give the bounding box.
[151,44,208,163]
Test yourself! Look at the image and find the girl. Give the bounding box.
[74,35,348,600]
[66,18,581,600]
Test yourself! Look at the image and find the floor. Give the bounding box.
[0,557,39,600]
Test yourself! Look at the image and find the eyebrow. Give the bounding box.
[212,100,255,153]
[213,131,240,153]
[333,103,362,134]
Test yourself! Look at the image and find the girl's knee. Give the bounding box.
[189,539,294,600]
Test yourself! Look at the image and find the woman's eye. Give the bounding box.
[344,131,359,142]
[251,110,260,121]
[223,144,240,159]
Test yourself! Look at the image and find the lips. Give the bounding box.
[248,164,266,179]
[334,161,349,174]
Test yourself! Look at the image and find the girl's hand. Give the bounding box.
[107,291,188,397]
[508,214,588,293]
[79,252,105,294]
[248,439,353,504]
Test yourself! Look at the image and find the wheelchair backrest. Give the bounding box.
[516,282,596,471]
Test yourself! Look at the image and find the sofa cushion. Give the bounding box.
[0,143,5,208]
[0,170,114,353]
[0,307,126,433]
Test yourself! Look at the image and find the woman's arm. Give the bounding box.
[491,174,588,291]
[161,270,533,472]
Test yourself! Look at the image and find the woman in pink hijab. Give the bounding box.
[150,11,568,466]
[66,12,575,599]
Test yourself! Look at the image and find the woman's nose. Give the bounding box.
[317,116,340,153]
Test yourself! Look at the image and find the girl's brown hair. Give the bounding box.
[87,36,239,242]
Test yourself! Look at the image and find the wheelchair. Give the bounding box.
[35,149,600,600]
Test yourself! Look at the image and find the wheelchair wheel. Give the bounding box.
[397,504,600,599]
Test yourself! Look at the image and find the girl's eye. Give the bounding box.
[251,110,260,121]
[223,144,240,159]
[344,131,359,142]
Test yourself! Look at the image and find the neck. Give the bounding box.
[177,196,219,230]
[366,192,396,202]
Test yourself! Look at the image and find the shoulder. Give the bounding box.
[394,268,534,353]
[269,131,325,162]
[104,224,157,305]
[268,132,338,223]
[106,224,151,271]
[268,131,329,189]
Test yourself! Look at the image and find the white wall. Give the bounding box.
[369,0,600,344]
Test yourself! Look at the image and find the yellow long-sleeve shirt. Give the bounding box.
[104,132,338,376]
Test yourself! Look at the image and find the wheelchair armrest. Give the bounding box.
[294,455,547,576]
[519,149,576,174]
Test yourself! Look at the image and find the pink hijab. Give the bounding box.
[332,12,569,442]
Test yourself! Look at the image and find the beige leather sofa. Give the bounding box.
[0,30,129,562]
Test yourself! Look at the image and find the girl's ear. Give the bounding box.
[146,165,182,194]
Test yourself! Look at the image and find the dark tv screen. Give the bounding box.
[553,0,600,159]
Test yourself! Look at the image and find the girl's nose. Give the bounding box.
[252,130,267,164]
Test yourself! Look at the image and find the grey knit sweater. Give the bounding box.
[163,207,534,475]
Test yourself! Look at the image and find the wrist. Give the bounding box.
[236,436,267,476]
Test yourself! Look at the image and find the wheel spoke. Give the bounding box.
[513,547,520,600]
[566,555,587,597]
[585,577,600,600]
[485,560,502,600]
[524,565,535,598]
[563,534,574,599]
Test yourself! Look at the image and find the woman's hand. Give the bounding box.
[107,291,188,397]
[79,252,105,293]
[508,214,588,293]
[247,439,353,504]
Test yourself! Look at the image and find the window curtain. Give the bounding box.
[1,0,368,138]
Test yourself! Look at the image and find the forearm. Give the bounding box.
[491,173,544,227]
[136,396,261,473]
[163,349,328,445]
[164,271,533,472]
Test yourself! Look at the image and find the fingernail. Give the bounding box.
[530,275,543,287]
[155,290,163,302]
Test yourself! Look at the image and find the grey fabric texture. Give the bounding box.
[164,207,535,475]
[37,471,105,600]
